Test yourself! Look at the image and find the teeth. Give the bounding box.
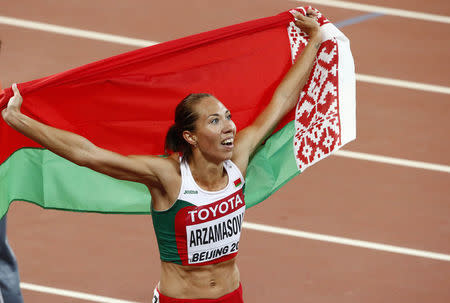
[222,138,234,145]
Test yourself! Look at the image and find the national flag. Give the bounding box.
[234,178,242,188]
[0,7,355,218]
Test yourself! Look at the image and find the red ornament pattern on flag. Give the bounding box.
[288,9,341,171]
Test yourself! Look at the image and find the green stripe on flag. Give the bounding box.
[0,148,150,216]
[0,122,299,217]
[244,120,300,208]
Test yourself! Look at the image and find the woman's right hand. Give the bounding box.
[1,83,23,123]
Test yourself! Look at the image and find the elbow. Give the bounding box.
[272,90,298,111]
[67,149,90,168]
[74,152,91,167]
[273,86,289,100]
[71,141,97,168]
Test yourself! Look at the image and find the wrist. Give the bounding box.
[309,30,322,49]
[309,29,322,42]
[2,109,21,127]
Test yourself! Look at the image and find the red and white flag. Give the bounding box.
[0,7,355,217]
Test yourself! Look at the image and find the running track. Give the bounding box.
[1,1,449,302]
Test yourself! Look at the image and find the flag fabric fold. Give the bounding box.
[0,7,355,218]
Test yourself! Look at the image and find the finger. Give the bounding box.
[294,19,306,26]
[12,83,21,97]
[291,10,301,19]
[293,13,306,22]
[306,8,318,16]
[8,93,17,105]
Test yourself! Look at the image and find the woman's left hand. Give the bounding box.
[292,8,322,40]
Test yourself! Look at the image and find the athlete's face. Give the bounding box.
[188,96,236,161]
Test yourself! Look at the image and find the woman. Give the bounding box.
[2,9,321,303]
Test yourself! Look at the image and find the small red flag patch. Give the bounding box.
[234,178,242,187]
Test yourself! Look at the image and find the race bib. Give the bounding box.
[186,190,245,264]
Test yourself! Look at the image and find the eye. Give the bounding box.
[226,114,232,120]
[210,118,219,124]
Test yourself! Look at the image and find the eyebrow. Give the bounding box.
[207,110,230,118]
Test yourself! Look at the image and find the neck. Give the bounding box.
[187,151,228,191]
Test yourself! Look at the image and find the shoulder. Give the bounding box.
[128,153,180,187]
[146,153,183,210]
[141,153,180,178]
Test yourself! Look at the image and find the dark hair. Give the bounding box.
[165,93,212,159]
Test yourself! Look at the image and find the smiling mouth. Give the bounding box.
[221,138,234,146]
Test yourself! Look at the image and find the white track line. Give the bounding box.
[243,222,450,261]
[0,16,157,47]
[334,150,450,173]
[295,0,450,24]
[20,282,140,303]
[356,74,450,95]
[1,15,449,95]
[20,220,450,303]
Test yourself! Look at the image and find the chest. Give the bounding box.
[173,188,246,265]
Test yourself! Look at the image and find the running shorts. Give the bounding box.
[152,284,244,303]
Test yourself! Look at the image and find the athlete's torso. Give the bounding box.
[151,158,246,266]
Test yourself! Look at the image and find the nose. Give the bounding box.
[223,118,235,134]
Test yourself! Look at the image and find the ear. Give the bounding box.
[182,130,197,147]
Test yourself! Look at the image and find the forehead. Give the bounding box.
[195,96,228,116]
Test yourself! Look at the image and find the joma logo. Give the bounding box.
[184,190,198,194]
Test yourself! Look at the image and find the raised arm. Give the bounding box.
[232,9,322,175]
[1,84,172,188]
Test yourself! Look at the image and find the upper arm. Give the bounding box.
[232,96,289,175]
[82,146,175,188]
